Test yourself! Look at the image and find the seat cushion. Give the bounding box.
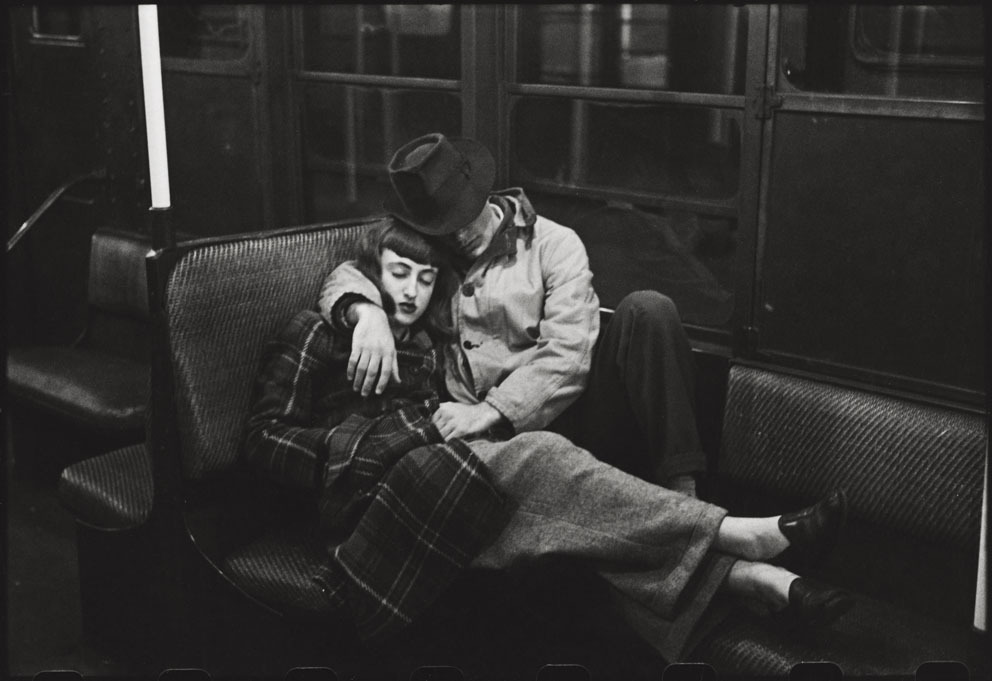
[720,365,985,550]
[58,444,152,530]
[7,346,148,431]
[221,529,346,618]
[689,593,989,677]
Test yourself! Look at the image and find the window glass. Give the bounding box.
[515,4,747,94]
[780,5,984,101]
[511,97,741,202]
[301,84,461,221]
[32,6,82,38]
[524,190,736,328]
[158,5,250,61]
[301,5,460,79]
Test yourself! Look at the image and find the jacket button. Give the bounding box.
[463,340,475,350]
[462,283,475,296]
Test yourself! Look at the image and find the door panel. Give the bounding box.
[759,112,984,394]
[753,5,985,401]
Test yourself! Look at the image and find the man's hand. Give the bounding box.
[432,402,504,441]
[347,302,400,396]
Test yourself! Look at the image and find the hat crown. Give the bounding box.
[384,132,496,235]
[392,134,469,197]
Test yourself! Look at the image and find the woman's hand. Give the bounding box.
[347,302,400,396]
[432,402,504,441]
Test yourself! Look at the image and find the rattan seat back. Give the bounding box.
[720,364,985,550]
[164,220,386,480]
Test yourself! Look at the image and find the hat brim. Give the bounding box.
[384,138,496,236]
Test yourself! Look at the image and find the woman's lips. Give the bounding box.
[398,303,416,314]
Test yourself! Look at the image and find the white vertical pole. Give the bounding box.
[976,447,988,632]
[138,5,171,209]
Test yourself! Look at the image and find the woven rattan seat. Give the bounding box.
[222,529,345,618]
[162,220,386,617]
[58,444,152,530]
[689,364,987,676]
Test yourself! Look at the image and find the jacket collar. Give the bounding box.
[476,188,536,264]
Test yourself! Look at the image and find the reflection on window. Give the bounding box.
[301,5,459,79]
[526,191,736,328]
[302,84,461,221]
[31,6,82,39]
[512,97,740,201]
[780,5,984,101]
[158,5,249,61]
[855,6,984,60]
[516,4,747,94]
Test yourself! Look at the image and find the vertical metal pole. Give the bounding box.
[976,447,988,632]
[148,206,174,251]
[345,5,362,203]
[885,6,904,97]
[383,15,399,158]
[569,5,594,184]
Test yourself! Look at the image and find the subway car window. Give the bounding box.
[30,6,82,39]
[524,190,737,329]
[157,5,250,61]
[300,5,460,79]
[301,84,461,221]
[515,4,747,94]
[510,99,739,327]
[779,5,985,100]
[512,98,741,201]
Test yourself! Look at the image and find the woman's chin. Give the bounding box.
[391,313,419,329]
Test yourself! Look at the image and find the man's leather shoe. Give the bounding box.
[785,577,855,628]
[778,488,847,561]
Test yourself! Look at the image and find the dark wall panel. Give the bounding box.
[759,113,984,394]
[162,73,262,236]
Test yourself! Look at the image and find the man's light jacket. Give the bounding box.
[319,187,601,434]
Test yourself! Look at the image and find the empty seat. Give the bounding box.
[689,364,988,676]
[7,228,151,473]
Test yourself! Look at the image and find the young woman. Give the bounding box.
[243,220,508,643]
[243,220,853,657]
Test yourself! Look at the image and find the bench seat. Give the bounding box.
[692,363,988,677]
[58,444,152,530]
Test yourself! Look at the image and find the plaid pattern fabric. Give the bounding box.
[243,309,509,642]
[318,406,509,643]
[243,310,440,489]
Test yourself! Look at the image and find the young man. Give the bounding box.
[314,134,852,662]
[319,132,704,496]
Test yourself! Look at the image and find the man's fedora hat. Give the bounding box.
[384,132,495,236]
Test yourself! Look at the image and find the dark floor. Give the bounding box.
[4,445,667,681]
[6,456,137,678]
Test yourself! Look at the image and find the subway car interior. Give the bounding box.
[5,4,989,680]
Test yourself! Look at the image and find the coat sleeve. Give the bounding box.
[317,260,384,333]
[242,310,339,489]
[483,227,600,432]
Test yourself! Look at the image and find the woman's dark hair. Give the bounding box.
[355,220,457,340]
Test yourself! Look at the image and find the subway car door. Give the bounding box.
[749,4,985,404]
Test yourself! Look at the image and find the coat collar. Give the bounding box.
[476,188,536,264]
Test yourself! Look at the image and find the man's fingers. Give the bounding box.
[352,352,371,392]
[347,351,359,381]
[375,352,396,395]
[360,356,382,396]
